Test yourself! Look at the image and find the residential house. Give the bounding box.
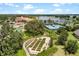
[36,16,65,24]
[13,16,34,32]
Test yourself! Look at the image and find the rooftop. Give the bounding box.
[74,29,79,37]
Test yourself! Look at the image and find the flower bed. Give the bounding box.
[32,40,40,50]
[25,39,33,47]
[28,39,37,47]
[36,39,45,51]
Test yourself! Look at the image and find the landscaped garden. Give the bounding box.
[22,15,79,56]
[36,39,45,51]
[23,37,51,55]
[28,39,37,47]
[1,15,79,56]
[32,39,41,50]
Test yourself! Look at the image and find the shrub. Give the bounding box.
[65,40,78,54]
[65,26,72,31]
[57,35,67,45]
[57,28,66,35]
[57,30,68,45]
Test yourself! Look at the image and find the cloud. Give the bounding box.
[52,3,67,7]
[53,4,60,7]
[50,8,72,14]
[5,3,14,6]
[33,9,45,14]
[0,3,3,5]
[50,8,63,14]
[66,9,70,11]
[15,5,19,7]
[23,4,34,10]
[0,7,2,10]
[4,3,19,7]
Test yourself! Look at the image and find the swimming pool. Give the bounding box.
[45,24,63,30]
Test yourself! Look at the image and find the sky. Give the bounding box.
[0,3,79,14]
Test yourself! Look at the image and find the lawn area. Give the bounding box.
[68,32,78,40]
[16,49,26,56]
[37,47,57,56]
[67,32,79,56]
[22,32,33,41]
[53,45,65,56]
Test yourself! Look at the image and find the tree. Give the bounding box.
[65,26,72,31]
[57,28,66,34]
[57,34,67,45]
[65,40,78,54]
[57,30,68,45]
[57,28,68,36]
[72,25,79,31]
[47,30,57,40]
[0,21,23,56]
[0,15,8,21]
[48,19,53,24]
[24,20,45,36]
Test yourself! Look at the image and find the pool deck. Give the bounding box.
[45,24,63,30]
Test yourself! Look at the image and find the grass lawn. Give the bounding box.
[37,46,57,56]
[67,32,79,56]
[16,49,26,56]
[68,32,78,40]
[22,32,33,41]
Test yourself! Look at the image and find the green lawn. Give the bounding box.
[37,47,57,56]
[15,32,29,56]
[68,32,78,40]
[16,49,26,56]
[22,33,31,40]
[68,32,79,56]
